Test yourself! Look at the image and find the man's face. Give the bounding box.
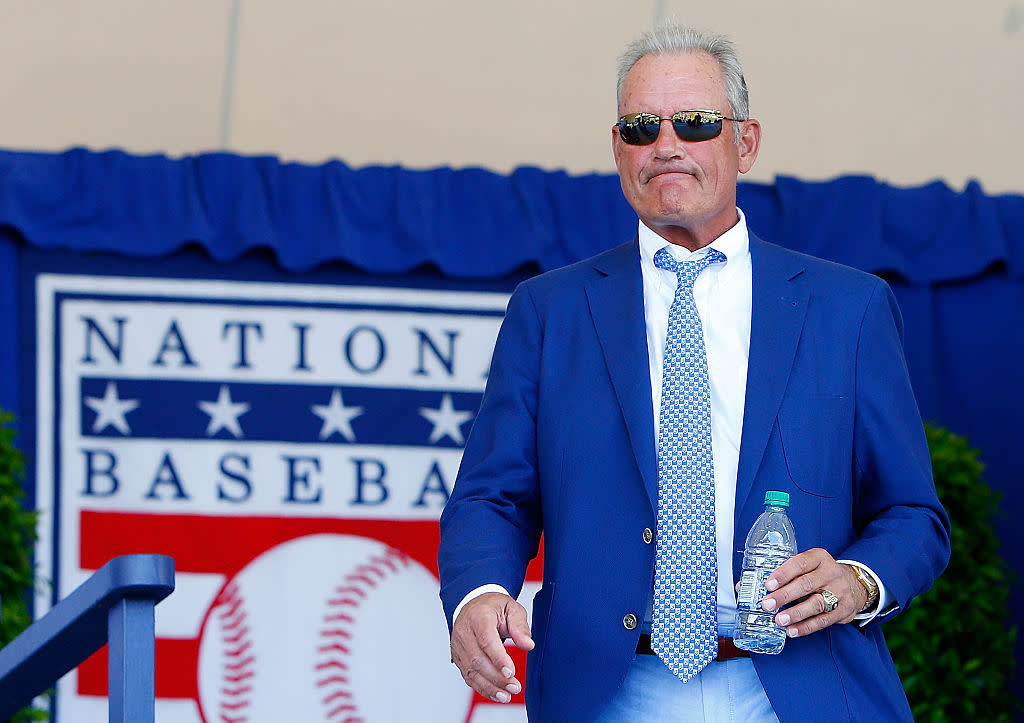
[612,51,760,248]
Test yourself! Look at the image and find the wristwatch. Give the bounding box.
[847,564,880,613]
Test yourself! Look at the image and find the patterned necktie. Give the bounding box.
[651,245,725,682]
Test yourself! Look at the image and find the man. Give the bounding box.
[438,23,949,722]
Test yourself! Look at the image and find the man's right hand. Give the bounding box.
[450,592,535,704]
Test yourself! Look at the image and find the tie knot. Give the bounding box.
[654,246,726,289]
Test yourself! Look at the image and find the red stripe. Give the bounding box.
[80,641,528,705]
[78,638,200,698]
[79,510,543,581]
[79,511,442,577]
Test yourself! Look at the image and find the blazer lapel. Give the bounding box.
[585,241,659,508]
[734,236,809,517]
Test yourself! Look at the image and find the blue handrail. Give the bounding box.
[0,554,175,722]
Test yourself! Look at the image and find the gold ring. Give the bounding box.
[821,589,840,613]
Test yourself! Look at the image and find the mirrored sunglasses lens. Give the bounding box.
[619,114,661,145]
[672,115,723,142]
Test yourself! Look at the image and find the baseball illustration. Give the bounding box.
[197,533,472,722]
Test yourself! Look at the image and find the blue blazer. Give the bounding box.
[439,235,950,722]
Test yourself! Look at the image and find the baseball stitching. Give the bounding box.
[316,546,413,723]
[213,581,256,723]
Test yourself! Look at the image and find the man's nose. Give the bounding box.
[652,119,684,157]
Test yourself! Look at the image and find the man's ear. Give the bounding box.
[611,124,623,165]
[737,119,762,174]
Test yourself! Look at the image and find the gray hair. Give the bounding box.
[616,23,749,142]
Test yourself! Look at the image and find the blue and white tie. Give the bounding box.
[651,245,725,682]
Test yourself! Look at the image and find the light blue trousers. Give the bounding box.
[593,653,781,723]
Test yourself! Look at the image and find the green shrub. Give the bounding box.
[0,410,47,722]
[887,423,1019,721]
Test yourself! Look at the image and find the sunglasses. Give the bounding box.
[615,109,741,145]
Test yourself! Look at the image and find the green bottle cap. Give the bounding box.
[764,490,790,508]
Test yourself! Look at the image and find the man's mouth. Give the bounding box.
[645,169,697,184]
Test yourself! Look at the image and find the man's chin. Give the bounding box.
[643,207,699,229]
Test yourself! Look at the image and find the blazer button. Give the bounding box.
[643,527,653,544]
[623,613,638,630]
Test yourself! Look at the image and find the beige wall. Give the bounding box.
[1,1,1021,194]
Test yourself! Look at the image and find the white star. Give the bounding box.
[311,389,364,441]
[198,385,250,438]
[419,394,474,445]
[84,381,139,435]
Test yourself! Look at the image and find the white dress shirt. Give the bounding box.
[638,212,751,628]
[453,209,888,628]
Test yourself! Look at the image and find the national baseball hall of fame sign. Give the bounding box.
[32,272,542,722]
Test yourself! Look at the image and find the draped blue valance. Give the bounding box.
[1,147,1021,283]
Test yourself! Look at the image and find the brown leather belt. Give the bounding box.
[635,633,750,661]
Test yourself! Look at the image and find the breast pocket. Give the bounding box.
[777,394,852,497]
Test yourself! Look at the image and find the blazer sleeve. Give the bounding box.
[437,282,544,629]
[838,278,951,624]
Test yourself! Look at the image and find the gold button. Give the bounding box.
[623,613,638,630]
[643,527,653,544]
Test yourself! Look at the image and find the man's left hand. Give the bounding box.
[758,548,868,638]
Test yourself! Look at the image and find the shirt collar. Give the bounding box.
[637,208,750,269]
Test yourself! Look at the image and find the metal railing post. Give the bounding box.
[108,597,157,723]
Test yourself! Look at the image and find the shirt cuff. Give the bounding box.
[837,559,894,625]
[452,584,512,628]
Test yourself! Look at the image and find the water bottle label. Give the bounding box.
[737,567,780,610]
[737,570,759,606]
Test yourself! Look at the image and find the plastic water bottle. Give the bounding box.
[733,490,797,654]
